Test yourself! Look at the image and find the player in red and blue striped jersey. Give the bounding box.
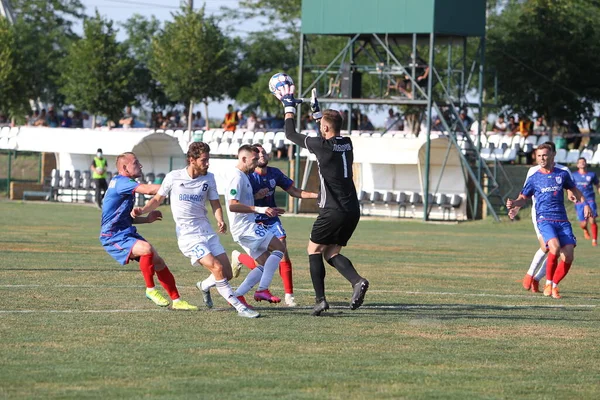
[572,157,600,246]
[507,143,590,299]
[232,144,318,307]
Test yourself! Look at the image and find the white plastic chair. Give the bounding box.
[555,148,568,164]
[565,149,580,165]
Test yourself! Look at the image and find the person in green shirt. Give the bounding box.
[91,148,108,208]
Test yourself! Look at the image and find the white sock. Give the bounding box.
[257,251,284,291]
[215,279,245,311]
[552,282,558,288]
[534,259,547,281]
[172,298,181,303]
[546,280,553,287]
[234,266,263,296]
[527,249,546,276]
[146,287,155,292]
[201,274,216,292]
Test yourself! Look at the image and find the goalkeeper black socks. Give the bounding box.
[309,254,326,300]
[327,254,361,286]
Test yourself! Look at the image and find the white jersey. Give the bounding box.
[524,163,572,229]
[158,168,220,239]
[224,168,258,241]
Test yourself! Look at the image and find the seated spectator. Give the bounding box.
[359,115,375,131]
[518,114,533,137]
[46,106,60,127]
[458,109,473,133]
[237,110,246,129]
[192,111,206,129]
[119,106,135,128]
[0,112,9,127]
[27,110,40,126]
[432,117,443,131]
[533,116,547,135]
[246,112,259,131]
[492,115,507,134]
[71,111,83,128]
[507,115,519,136]
[61,110,73,128]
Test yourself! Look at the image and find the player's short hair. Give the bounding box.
[251,143,264,150]
[238,144,258,156]
[578,157,587,162]
[321,109,343,133]
[116,152,135,169]
[541,141,556,153]
[537,143,554,153]
[187,141,210,163]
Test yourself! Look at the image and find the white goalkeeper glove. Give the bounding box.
[310,88,322,120]
[273,84,302,115]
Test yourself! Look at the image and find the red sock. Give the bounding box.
[552,260,572,285]
[545,252,558,282]
[139,254,156,288]
[155,266,180,300]
[239,254,257,269]
[279,260,293,294]
[592,223,598,241]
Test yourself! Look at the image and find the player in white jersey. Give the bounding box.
[509,142,575,292]
[131,142,259,318]
[224,144,287,307]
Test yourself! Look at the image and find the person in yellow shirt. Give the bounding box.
[91,148,108,208]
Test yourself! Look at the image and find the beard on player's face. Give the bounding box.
[257,160,268,168]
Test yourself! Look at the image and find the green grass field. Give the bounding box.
[1,201,600,399]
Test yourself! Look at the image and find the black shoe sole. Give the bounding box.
[312,301,330,316]
[350,279,369,310]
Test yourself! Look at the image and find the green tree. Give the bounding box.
[121,14,173,115]
[9,0,84,107]
[60,11,135,126]
[486,0,600,128]
[149,5,234,132]
[0,19,30,122]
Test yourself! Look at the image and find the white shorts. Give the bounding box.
[532,211,541,238]
[235,223,275,259]
[178,234,226,267]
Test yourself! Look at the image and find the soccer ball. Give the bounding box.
[269,72,294,94]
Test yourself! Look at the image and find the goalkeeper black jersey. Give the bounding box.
[285,119,359,212]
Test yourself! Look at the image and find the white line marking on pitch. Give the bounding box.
[0,303,596,314]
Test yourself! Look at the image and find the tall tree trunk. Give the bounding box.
[204,100,209,129]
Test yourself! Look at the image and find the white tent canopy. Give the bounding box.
[16,127,186,174]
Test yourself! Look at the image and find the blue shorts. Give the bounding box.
[259,221,287,239]
[100,230,146,265]
[537,220,577,248]
[575,201,598,221]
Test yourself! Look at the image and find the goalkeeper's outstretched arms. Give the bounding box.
[273,83,306,148]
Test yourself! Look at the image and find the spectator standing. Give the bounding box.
[192,111,206,129]
[82,112,93,129]
[222,104,239,132]
[91,148,109,208]
[119,106,136,128]
[533,116,547,135]
[46,107,60,127]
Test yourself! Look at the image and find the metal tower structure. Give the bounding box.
[0,0,15,24]
[294,0,506,221]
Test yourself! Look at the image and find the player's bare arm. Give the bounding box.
[131,193,165,219]
[570,187,592,218]
[209,198,227,234]
[135,183,161,195]
[286,185,318,199]
[228,199,284,218]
